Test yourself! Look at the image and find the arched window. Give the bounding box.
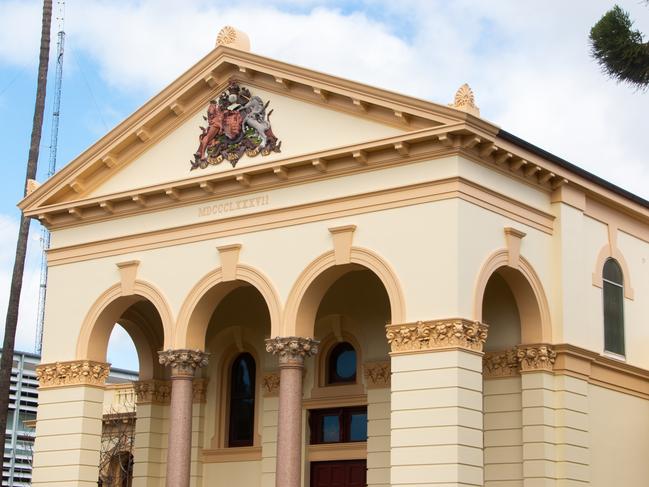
[603,258,625,356]
[327,342,357,384]
[228,352,256,447]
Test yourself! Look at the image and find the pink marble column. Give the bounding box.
[265,337,319,487]
[158,349,209,487]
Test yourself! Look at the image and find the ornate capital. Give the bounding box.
[133,379,171,404]
[516,345,557,372]
[483,350,520,378]
[158,349,209,377]
[363,361,391,389]
[262,372,281,396]
[36,360,110,388]
[386,319,488,353]
[265,337,319,365]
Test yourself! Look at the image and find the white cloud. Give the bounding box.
[1,1,647,199]
[107,324,139,372]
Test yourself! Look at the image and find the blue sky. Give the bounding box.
[1,0,648,371]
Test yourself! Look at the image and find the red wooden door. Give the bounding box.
[311,460,366,487]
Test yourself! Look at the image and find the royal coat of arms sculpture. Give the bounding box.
[192,81,281,170]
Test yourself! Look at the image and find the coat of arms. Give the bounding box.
[191,81,281,170]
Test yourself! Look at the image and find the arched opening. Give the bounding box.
[480,265,545,487]
[84,294,166,487]
[305,267,392,485]
[194,283,271,451]
[482,272,521,352]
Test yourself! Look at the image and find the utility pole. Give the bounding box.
[0,0,53,464]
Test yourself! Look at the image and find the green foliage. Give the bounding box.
[589,5,649,89]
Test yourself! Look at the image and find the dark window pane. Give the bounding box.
[603,259,623,285]
[604,281,625,355]
[349,412,367,441]
[322,415,341,443]
[228,353,256,447]
[328,342,357,384]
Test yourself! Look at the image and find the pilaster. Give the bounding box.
[387,319,488,487]
[32,360,110,487]
[364,361,391,487]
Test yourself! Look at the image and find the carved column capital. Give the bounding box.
[158,349,209,377]
[386,319,488,353]
[36,360,110,388]
[516,344,557,372]
[133,379,172,404]
[265,336,319,366]
[363,361,391,389]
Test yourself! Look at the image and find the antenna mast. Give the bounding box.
[35,0,65,354]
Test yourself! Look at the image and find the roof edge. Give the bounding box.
[498,129,649,210]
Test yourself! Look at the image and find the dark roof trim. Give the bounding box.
[498,129,649,210]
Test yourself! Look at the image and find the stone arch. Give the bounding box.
[76,280,174,379]
[175,264,281,349]
[473,249,551,343]
[592,243,634,300]
[284,247,405,338]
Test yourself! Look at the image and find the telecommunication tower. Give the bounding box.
[35,1,65,354]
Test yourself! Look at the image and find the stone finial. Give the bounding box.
[449,83,480,117]
[216,25,251,51]
[265,336,320,365]
[26,178,40,195]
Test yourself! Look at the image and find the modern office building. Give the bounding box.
[19,26,649,487]
[2,351,39,487]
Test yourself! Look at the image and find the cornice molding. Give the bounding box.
[36,360,110,388]
[25,123,576,230]
[386,319,488,354]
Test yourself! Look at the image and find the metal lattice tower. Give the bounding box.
[35,1,65,354]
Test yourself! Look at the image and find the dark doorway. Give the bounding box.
[311,460,366,487]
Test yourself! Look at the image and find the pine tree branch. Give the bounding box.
[589,5,649,89]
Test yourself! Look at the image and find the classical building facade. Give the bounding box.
[22,27,649,487]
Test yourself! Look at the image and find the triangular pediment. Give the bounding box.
[21,45,494,224]
[84,84,410,199]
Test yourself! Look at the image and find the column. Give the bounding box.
[132,380,171,487]
[158,350,209,487]
[265,337,319,487]
[387,319,488,487]
[32,360,110,487]
[518,345,557,487]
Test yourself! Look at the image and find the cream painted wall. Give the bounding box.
[42,197,468,362]
[87,85,404,199]
[617,230,649,368]
[589,385,649,486]
[202,460,261,487]
[456,198,552,323]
